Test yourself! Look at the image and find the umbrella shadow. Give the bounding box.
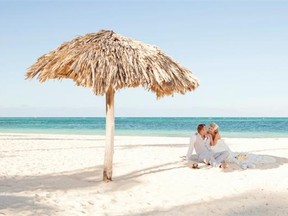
[107,160,186,191]
[0,166,103,194]
[0,195,55,215]
[116,160,186,180]
[0,160,185,195]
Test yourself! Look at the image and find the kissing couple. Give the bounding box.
[186,123,229,169]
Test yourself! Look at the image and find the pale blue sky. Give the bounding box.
[0,0,287,117]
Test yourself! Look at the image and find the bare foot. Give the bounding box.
[219,162,229,169]
[203,159,210,166]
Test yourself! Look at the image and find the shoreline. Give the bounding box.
[1,131,288,139]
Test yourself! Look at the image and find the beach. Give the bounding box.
[0,133,287,216]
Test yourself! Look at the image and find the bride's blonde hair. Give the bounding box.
[209,123,219,133]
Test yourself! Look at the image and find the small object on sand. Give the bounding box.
[190,163,199,169]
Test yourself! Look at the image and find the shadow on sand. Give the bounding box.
[128,190,288,216]
[1,138,287,215]
[187,154,288,172]
[0,195,55,215]
[0,159,185,194]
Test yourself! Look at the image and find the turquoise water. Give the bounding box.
[0,117,287,138]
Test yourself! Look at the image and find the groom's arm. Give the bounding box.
[186,134,197,160]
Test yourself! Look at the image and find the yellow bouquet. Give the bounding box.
[235,153,247,161]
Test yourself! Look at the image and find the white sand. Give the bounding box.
[0,133,287,216]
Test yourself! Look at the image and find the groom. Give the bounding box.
[186,124,229,168]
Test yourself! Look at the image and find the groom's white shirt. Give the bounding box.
[186,133,211,160]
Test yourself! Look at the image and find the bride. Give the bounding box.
[207,123,221,147]
[207,123,274,169]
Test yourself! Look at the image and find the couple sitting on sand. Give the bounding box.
[186,123,229,169]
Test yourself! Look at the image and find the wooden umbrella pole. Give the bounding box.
[103,87,115,182]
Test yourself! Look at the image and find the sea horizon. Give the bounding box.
[1,117,287,138]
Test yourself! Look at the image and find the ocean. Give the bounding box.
[0,117,287,138]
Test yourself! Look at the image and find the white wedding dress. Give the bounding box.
[210,139,276,169]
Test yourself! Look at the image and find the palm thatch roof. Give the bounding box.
[26,30,199,97]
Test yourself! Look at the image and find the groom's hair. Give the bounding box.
[197,124,206,133]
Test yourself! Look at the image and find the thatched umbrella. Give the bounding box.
[25,30,199,182]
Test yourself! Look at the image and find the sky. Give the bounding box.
[0,0,287,117]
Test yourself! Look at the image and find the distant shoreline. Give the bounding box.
[0,132,288,139]
[0,116,287,118]
[1,117,287,138]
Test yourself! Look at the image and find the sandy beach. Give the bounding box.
[0,133,287,216]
